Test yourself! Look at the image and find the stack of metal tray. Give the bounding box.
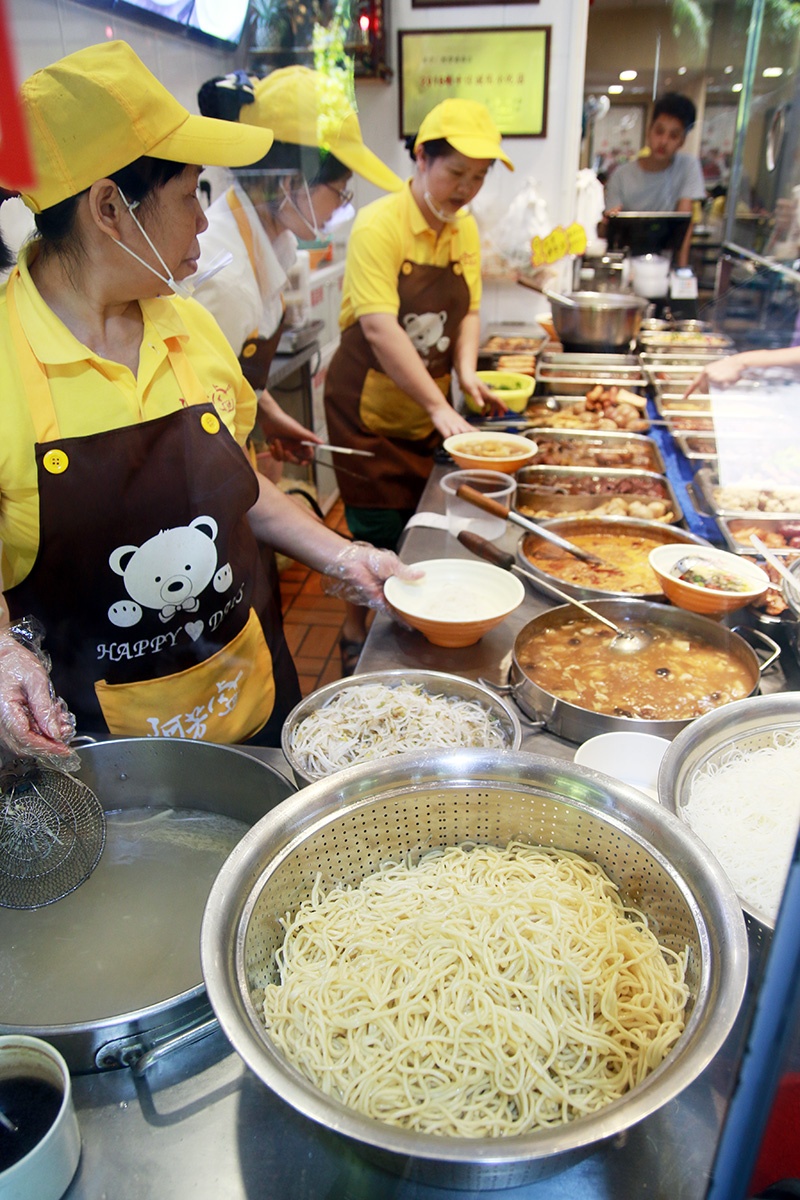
[516,463,683,523]
[638,330,736,353]
[535,351,646,396]
[523,428,665,473]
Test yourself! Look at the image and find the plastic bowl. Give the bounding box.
[649,544,769,616]
[443,432,537,474]
[384,558,525,647]
[573,732,671,802]
[465,371,535,414]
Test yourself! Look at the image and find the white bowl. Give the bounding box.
[574,732,672,802]
[384,558,525,647]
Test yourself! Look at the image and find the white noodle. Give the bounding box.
[683,728,800,920]
[261,842,688,1137]
[289,683,508,779]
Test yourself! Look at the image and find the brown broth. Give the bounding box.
[517,616,753,719]
[522,530,671,594]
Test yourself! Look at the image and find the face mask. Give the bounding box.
[423,189,463,224]
[115,187,232,299]
[278,178,323,241]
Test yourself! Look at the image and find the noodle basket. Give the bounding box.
[658,692,800,943]
[201,750,747,1190]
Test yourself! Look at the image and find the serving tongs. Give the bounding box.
[457,531,651,654]
[455,483,610,567]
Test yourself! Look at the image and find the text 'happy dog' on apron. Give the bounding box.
[4,272,300,743]
[324,259,470,510]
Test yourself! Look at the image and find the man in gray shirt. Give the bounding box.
[603,93,706,267]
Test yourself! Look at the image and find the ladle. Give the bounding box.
[456,483,611,567]
[457,530,652,653]
[543,288,578,307]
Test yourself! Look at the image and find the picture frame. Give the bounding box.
[398,27,550,139]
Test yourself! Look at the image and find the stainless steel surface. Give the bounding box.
[508,600,778,743]
[536,352,646,396]
[544,292,650,352]
[517,464,683,525]
[674,433,718,465]
[718,515,800,555]
[60,467,800,1200]
[639,333,735,352]
[280,669,523,787]
[0,739,295,1073]
[514,517,709,602]
[201,749,748,1190]
[692,467,800,520]
[512,490,680,523]
[640,352,728,369]
[657,692,800,931]
[525,428,665,474]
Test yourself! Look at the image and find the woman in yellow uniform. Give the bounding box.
[0,41,414,758]
[323,99,514,667]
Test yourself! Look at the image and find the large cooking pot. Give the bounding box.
[545,290,650,351]
[0,738,295,1073]
[508,599,780,742]
[201,748,747,1190]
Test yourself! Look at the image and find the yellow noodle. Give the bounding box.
[261,842,688,1137]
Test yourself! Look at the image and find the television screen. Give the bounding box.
[75,0,251,50]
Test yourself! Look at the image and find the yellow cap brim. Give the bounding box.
[151,111,274,168]
[442,135,515,171]
[330,139,403,192]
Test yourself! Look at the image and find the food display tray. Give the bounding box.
[478,322,549,360]
[674,433,718,464]
[717,516,800,556]
[654,391,712,417]
[535,352,646,396]
[690,466,800,519]
[516,464,683,523]
[524,428,665,474]
[515,488,682,524]
[523,395,650,433]
[638,331,735,352]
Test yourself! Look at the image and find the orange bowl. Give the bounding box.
[648,544,769,616]
[383,558,525,647]
[443,432,537,474]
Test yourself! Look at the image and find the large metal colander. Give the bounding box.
[201,749,748,1191]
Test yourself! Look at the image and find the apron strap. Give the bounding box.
[7,269,209,442]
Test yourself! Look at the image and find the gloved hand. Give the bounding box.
[0,618,79,770]
[322,542,424,613]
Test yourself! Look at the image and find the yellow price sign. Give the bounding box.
[530,223,588,266]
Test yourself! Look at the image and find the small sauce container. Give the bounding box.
[0,1035,80,1200]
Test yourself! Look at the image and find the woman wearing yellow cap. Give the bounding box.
[194,67,402,475]
[323,98,514,669]
[0,41,416,758]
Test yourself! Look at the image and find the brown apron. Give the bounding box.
[4,272,301,744]
[324,260,470,510]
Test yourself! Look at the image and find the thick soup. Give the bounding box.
[522,530,673,594]
[517,616,752,719]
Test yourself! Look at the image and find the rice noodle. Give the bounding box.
[683,728,800,920]
[289,682,508,779]
[260,842,689,1137]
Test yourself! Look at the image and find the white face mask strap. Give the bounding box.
[117,186,179,284]
[423,189,460,224]
[279,178,323,241]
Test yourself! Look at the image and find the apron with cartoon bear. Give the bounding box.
[324,260,470,510]
[4,273,301,744]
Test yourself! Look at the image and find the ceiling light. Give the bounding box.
[732,83,743,93]
[724,65,734,74]
[763,67,784,78]
[608,85,624,95]
[619,70,637,81]
[677,66,687,76]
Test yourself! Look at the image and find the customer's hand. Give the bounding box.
[322,542,424,613]
[0,626,78,767]
[682,354,748,400]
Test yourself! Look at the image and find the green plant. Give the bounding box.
[250,0,338,50]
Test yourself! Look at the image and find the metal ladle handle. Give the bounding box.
[456,484,606,565]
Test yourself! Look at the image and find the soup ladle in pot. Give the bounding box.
[457,531,652,654]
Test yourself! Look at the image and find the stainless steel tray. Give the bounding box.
[479,322,549,359]
[638,331,735,351]
[515,488,682,524]
[524,428,665,473]
[654,391,712,416]
[535,352,646,395]
[516,463,682,522]
[523,395,651,433]
[717,515,800,555]
[674,433,718,464]
[690,466,800,519]
[640,351,729,369]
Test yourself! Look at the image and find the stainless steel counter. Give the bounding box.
[63,467,796,1199]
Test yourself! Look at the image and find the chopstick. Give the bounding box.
[302,441,375,458]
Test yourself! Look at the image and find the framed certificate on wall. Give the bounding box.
[398,27,550,139]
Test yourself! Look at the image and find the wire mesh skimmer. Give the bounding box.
[0,756,106,909]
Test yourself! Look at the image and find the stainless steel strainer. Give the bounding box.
[201,749,748,1191]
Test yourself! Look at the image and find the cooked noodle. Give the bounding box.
[261,842,688,1137]
[289,683,508,779]
[683,728,800,920]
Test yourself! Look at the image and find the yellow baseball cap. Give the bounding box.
[10,41,274,213]
[240,67,403,193]
[414,99,514,171]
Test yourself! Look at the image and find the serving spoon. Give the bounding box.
[457,530,652,654]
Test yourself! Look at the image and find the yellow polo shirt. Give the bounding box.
[0,244,257,588]
[338,181,482,330]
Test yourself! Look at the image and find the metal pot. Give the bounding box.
[515,517,710,603]
[201,748,747,1190]
[0,738,295,1073]
[508,599,780,742]
[545,291,650,351]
